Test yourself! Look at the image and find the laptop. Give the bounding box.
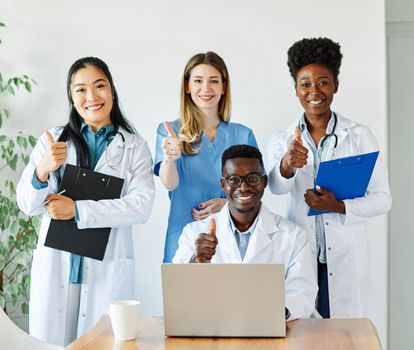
[161,263,286,337]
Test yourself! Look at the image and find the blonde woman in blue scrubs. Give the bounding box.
[155,51,258,262]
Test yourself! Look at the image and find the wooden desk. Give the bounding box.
[65,315,382,350]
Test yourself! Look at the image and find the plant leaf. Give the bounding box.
[21,302,29,315]
[17,135,23,147]
[28,135,37,147]
[6,84,15,95]
[0,255,6,270]
[22,137,28,150]
[9,153,18,170]
[24,81,32,93]
[0,293,5,310]
[10,220,19,235]
[0,31,39,314]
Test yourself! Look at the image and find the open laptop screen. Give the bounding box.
[161,263,286,337]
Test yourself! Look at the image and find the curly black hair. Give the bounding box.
[287,37,343,81]
[221,145,264,173]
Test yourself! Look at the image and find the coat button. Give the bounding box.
[329,272,333,276]
[328,247,332,251]
[325,222,329,226]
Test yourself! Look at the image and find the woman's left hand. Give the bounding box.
[304,186,346,214]
[46,194,75,220]
[192,198,227,221]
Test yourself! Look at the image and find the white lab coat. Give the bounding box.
[265,113,392,317]
[16,126,155,345]
[173,203,318,320]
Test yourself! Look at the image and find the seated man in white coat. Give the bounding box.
[173,145,317,320]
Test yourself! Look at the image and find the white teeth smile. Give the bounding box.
[199,95,214,101]
[308,100,323,105]
[86,104,104,111]
[236,195,254,201]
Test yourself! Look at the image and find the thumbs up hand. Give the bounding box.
[195,218,218,263]
[294,126,303,145]
[208,217,216,236]
[162,121,181,161]
[280,127,308,179]
[35,130,67,182]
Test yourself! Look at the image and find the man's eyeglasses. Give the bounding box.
[222,173,266,188]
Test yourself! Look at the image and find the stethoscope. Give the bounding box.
[105,130,126,170]
[298,112,338,149]
[54,130,127,188]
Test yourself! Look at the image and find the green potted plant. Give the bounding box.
[0,21,40,315]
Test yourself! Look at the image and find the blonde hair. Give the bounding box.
[178,51,231,155]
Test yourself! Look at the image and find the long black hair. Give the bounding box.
[57,56,135,170]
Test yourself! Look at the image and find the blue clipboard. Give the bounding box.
[308,151,379,216]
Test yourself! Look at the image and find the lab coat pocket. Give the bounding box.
[328,244,359,306]
[112,257,135,300]
[328,244,351,275]
[352,227,370,277]
[352,229,370,305]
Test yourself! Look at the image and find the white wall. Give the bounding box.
[1,0,389,347]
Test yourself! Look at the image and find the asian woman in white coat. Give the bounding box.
[265,38,391,318]
[16,57,155,346]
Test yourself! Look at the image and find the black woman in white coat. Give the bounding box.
[265,38,391,318]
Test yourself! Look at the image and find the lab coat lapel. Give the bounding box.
[54,142,78,192]
[331,112,355,156]
[65,141,77,165]
[243,205,277,263]
[216,204,243,263]
[94,129,130,172]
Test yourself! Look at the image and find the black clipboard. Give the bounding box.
[44,164,124,260]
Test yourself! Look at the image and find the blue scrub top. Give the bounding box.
[154,120,258,262]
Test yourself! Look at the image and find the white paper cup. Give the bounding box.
[110,300,140,340]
